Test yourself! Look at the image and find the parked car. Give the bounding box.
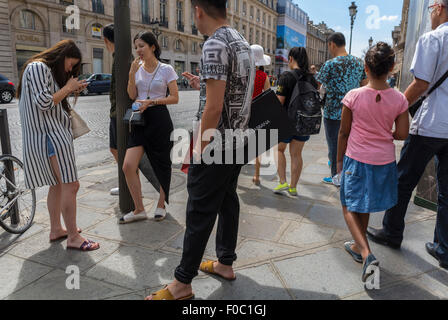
[0,74,15,104]
[81,73,112,95]
[78,73,92,81]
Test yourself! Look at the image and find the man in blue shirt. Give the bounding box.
[368,0,448,270]
[317,32,367,185]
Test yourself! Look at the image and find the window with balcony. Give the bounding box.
[62,15,76,34]
[249,28,253,43]
[160,0,168,27]
[191,10,198,35]
[162,36,169,48]
[176,1,184,32]
[242,2,247,16]
[192,42,197,53]
[175,39,182,51]
[256,30,259,44]
[141,0,150,24]
[257,9,260,22]
[20,10,36,30]
[250,6,253,19]
[242,25,246,37]
[263,13,266,24]
[92,0,104,14]
[234,0,239,12]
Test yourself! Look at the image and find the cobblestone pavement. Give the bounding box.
[0,97,447,300]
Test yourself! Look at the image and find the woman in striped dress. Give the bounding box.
[17,40,100,251]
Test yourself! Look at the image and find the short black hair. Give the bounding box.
[328,32,346,47]
[103,24,114,43]
[365,42,395,78]
[191,0,227,19]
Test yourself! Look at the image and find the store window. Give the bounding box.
[20,10,36,30]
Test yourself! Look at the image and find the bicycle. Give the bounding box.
[0,154,36,234]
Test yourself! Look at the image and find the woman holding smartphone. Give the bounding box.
[120,31,179,224]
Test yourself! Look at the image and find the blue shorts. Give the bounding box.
[340,156,397,213]
[47,137,56,157]
[282,135,310,144]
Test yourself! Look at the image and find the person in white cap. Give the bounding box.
[250,44,271,185]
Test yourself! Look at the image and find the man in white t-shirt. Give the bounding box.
[368,0,448,270]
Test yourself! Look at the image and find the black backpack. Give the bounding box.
[287,71,323,136]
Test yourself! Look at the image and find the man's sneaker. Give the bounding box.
[154,207,167,222]
[288,187,298,197]
[322,177,333,184]
[119,211,148,224]
[110,187,119,196]
[425,242,448,270]
[273,182,289,194]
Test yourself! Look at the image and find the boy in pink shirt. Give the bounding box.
[337,42,409,286]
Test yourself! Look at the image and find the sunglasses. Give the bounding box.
[428,3,446,13]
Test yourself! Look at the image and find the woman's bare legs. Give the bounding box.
[289,140,305,189]
[253,156,261,185]
[157,186,166,209]
[123,146,145,214]
[275,143,288,185]
[49,156,96,248]
[342,206,372,260]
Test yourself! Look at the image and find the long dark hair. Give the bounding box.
[17,39,82,112]
[288,47,312,75]
[133,31,162,61]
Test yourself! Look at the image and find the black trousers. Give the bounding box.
[174,162,243,284]
[383,134,448,263]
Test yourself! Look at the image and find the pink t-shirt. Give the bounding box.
[342,87,409,165]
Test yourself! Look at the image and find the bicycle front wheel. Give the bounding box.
[0,155,36,234]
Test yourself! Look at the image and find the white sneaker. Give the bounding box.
[110,187,119,196]
[154,207,166,222]
[119,211,148,224]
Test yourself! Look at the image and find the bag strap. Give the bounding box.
[144,61,162,99]
[427,69,448,96]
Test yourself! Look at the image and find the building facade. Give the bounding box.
[226,0,278,75]
[275,0,308,76]
[306,21,331,69]
[0,0,16,82]
[6,0,208,84]
[4,0,279,84]
[392,0,410,90]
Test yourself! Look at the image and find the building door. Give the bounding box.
[174,60,185,87]
[93,48,104,74]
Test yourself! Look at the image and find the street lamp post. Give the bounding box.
[369,37,373,48]
[150,19,162,40]
[348,1,358,55]
[114,0,134,213]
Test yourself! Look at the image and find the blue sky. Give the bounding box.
[294,0,404,57]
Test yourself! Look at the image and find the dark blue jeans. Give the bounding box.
[324,118,341,177]
[383,134,448,263]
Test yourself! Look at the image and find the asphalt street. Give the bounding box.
[0,91,200,168]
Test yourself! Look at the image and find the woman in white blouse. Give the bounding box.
[121,31,179,224]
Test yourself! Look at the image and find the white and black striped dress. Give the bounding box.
[18,61,78,189]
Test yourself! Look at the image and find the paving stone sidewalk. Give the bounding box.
[1,133,446,300]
